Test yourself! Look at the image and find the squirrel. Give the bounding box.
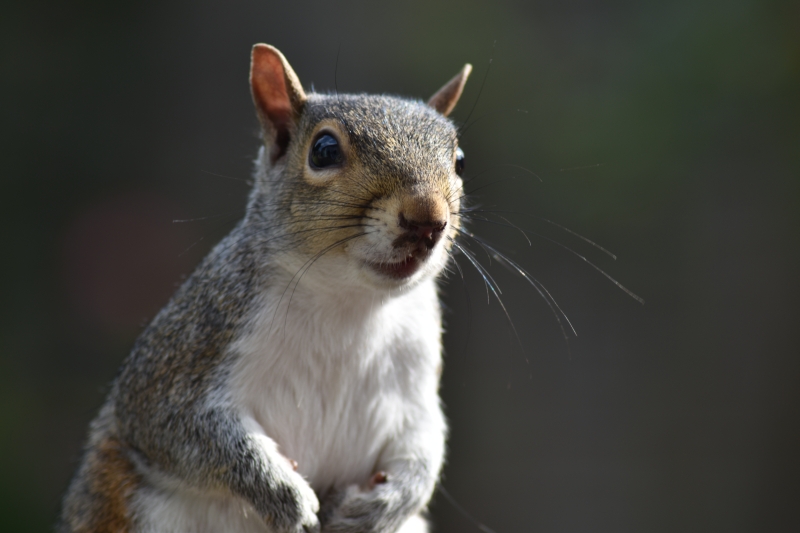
[59,44,472,533]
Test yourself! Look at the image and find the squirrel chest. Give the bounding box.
[227,277,444,492]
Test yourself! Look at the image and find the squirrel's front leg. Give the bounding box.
[318,428,443,533]
[319,464,435,533]
[122,404,320,533]
[238,422,321,533]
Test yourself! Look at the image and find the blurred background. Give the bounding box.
[2,0,798,531]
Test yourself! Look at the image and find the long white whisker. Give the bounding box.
[456,228,576,340]
[449,238,522,350]
[456,214,642,303]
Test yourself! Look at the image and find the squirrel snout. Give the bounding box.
[365,193,452,280]
[397,213,447,252]
[394,193,449,254]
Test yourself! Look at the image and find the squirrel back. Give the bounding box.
[60,44,471,533]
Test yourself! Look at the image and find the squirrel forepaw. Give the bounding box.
[267,471,320,533]
[295,483,321,533]
[319,482,404,533]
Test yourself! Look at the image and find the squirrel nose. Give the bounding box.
[398,212,447,251]
[395,192,450,253]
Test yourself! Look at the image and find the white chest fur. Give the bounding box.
[227,277,444,492]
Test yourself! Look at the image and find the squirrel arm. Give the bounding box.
[319,410,446,533]
[108,243,321,530]
[117,392,320,532]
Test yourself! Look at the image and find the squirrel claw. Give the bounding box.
[367,471,389,490]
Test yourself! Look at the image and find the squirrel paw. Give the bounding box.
[319,483,399,533]
[268,471,321,533]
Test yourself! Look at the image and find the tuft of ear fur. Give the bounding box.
[427,64,472,117]
[250,44,307,163]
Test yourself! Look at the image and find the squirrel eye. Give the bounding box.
[309,133,343,169]
[455,147,465,176]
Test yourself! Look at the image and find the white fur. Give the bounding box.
[134,484,269,533]
[230,274,445,491]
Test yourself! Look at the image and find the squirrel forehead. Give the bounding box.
[301,94,458,165]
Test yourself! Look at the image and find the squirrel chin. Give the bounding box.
[366,255,423,280]
[359,245,452,290]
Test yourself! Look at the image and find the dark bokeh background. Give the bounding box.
[2,1,798,531]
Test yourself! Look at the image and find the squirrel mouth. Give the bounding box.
[368,254,423,279]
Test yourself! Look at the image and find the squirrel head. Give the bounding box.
[248,44,471,293]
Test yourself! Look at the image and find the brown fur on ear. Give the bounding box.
[427,64,472,117]
[250,44,307,162]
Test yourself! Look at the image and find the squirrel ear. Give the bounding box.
[250,44,307,163]
[427,64,472,117]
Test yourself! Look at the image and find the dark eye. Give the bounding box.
[309,133,343,169]
[455,146,465,176]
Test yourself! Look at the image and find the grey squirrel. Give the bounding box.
[59,44,472,533]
